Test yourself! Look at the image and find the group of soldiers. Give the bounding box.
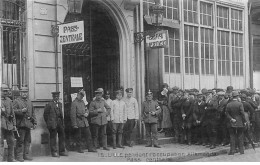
[2,82,260,161]
[158,84,260,155]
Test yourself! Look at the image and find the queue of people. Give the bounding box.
[1,82,260,161]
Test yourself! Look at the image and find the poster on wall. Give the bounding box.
[145,30,169,49]
[58,21,84,45]
[70,77,83,87]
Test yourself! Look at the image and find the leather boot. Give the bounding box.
[117,134,125,148]
[112,134,116,149]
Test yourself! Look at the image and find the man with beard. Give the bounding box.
[13,87,36,162]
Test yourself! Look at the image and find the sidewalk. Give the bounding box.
[32,143,235,162]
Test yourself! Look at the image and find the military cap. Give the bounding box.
[1,84,9,91]
[95,88,104,93]
[105,90,110,95]
[201,88,208,94]
[146,89,153,96]
[232,91,239,97]
[78,89,85,97]
[20,86,29,92]
[125,88,133,93]
[190,88,199,93]
[217,91,225,96]
[172,86,179,90]
[51,91,60,95]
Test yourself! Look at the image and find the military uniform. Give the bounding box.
[70,97,95,153]
[1,90,16,162]
[141,94,161,147]
[44,92,66,157]
[13,88,36,161]
[226,91,246,155]
[89,94,111,150]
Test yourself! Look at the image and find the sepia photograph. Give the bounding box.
[0,0,260,162]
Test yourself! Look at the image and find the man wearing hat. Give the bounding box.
[70,90,96,153]
[226,91,246,155]
[168,86,179,134]
[141,90,161,148]
[104,90,113,146]
[89,88,111,151]
[13,86,36,161]
[110,89,127,149]
[123,88,139,147]
[216,91,229,146]
[1,84,16,162]
[44,92,67,157]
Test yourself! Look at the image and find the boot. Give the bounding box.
[23,155,33,161]
[117,134,125,148]
[112,134,117,149]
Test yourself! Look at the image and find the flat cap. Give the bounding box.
[20,86,29,92]
[1,84,9,91]
[115,89,123,94]
[232,91,239,97]
[95,88,104,93]
[217,91,225,96]
[201,88,208,94]
[172,86,179,90]
[51,91,60,95]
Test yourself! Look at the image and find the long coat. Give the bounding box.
[44,100,64,129]
[181,98,194,128]
[141,100,161,124]
[1,97,16,130]
[193,100,206,126]
[13,97,36,128]
[226,99,246,128]
[89,99,111,126]
[70,98,89,128]
[204,97,218,126]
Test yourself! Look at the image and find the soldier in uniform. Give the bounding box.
[193,93,206,145]
[89,88,111,151]
[1,84,16,162]
[70,90,96,153]
[44,92,68,157]
[226,91,246,155]
[13,87,36,162]
[141,90,161,148]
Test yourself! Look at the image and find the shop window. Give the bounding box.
[184,25,199,74]
[164,28,180,74]
[183,0,198,24]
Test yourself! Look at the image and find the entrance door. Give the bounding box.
[62,0,120,149]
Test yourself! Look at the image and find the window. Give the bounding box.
[217,31,230,76]
[1,0,26,89]
[143,0,155,16]
[162,0,179,20]
[184,25,199,74]
[231,33,243,76]
[217,6,229,29]
[231,9,242,31]
[183,0,198,24]
[164,28,180,73]
[200,2,213,26]
[201,28,214,75]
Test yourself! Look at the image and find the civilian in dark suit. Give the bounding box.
[44,92,67,157]
[226,91,246,155]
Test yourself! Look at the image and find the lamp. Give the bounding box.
[68,0,84,14]
[134,0,165,43]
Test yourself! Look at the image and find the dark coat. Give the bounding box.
[141,100,161,124]
[70,98,89,128]
[1,97,16,130]
[218,98,229,122]
[226,99,246,128]
[181,98,194,125]
[241,101,255,122]
[89,99,111,126]
[171,97,186,117]
[193,100,206,126]
[204,97,219,126]
[44,100,64,129]
[13,97,36,128]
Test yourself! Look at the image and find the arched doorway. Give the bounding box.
[62,0,121,149]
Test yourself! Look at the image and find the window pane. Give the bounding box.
[190,58,194,73]
[165,56,169,73]
[202,60,205,74]
[176,57,180,73]
[218,61,222,75]
[189,42,193,57]
[185,58,189,73]
[201,44,205,58]
[185,41,189,57]
[195,59,199,74]
[175,40,180,56]
[170,40,174,55]
[236,62,240,76]
[240,62,243,75]
[210,60,214,74]
[170,57,175,73]
[206,60,209,74]
[232,62,236,75]
[222,61,226,75]
[167,8,173,19]
[195,43,198,58]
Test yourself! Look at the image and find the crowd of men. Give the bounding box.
[1,82,260,162]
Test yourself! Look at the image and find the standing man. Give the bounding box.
[111,89,127,149]
[89,88,111,151]
[13,87,36,162]
[44,92,68,157]
[123,88,139,147]
[70,90,96,153]
[104,90,113,146]
[226,91,246,155]
[141,90,161,148]
[1,84,16,162]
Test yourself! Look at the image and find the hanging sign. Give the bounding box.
[70,77,83,87]
[146,30,169,49]
[59,21,84,45]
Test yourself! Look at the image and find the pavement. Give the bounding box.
[30,143,233,162]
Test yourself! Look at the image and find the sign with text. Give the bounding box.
[146,30,169,49]
[70,77,83,87]
[59,21,84,45]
